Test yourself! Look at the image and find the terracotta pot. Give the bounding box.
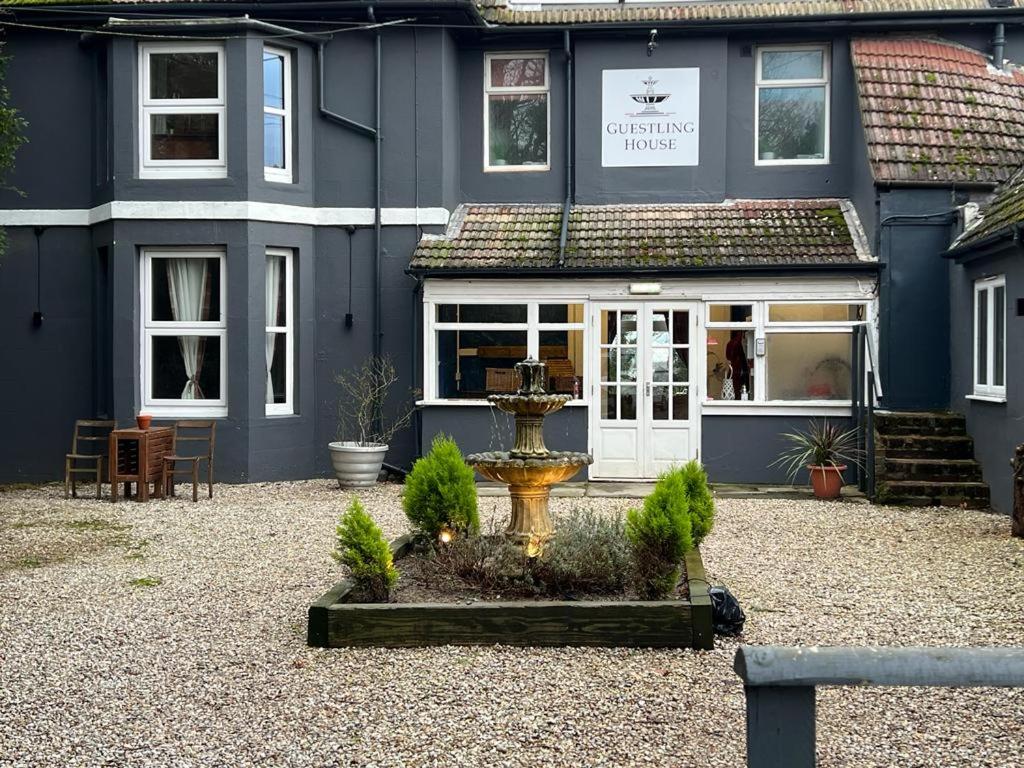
[808,464,846,499]
[136,414,153,430]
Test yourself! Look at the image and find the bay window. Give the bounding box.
[142,249,227,416]
[755,45,829,165]
[265,249,294,415]
[973,276,1006,400]
[429,302,584,401]
[139,43,226,179]
[484,52,550,171]
[263,47,292,183]
[706,301,866,404]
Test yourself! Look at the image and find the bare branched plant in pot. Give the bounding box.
[771,419,864,499]
[329,356,417,488]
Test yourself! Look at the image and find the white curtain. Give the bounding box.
[265,255,283,404]
[166,258,209,400]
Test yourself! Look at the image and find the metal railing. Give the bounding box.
[734,645,1024,768]
[851,324,882,497]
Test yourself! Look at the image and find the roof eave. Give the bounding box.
[944,223,1023,261]
[407,262,884,278]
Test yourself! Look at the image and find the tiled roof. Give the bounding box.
[478,0,1021,25]
[852,37,1024,185]
[410,200,870,271]
[950,166,1024,249]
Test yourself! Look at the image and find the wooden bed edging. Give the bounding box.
[308,535,714,650]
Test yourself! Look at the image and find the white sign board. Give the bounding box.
[601,68,700,168]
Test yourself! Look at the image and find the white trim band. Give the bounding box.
[0,202,452,228]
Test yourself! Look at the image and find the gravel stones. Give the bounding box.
[1,482,1022,767]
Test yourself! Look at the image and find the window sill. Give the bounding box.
[417,399,587,407]
[264,170,293,184]
[702,401,852,416]
[139,167,228,180]
[144,405,228,418]
[754,158,829,167]
[265,409,297,418]
[966,394,1007,404]
[483,165,551,173]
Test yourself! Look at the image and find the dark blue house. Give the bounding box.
[0,0,1020,515]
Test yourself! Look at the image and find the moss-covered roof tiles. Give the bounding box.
[410,200,869,272]
[852,37,1024,185]
[951,166,1024,249]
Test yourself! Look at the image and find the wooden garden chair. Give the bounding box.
[65,419,117,499]
[162,420,216,502]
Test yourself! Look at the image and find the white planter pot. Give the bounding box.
[328,441,389,489]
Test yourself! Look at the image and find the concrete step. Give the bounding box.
[880,458,984,483]
[875,480,991,508]
[874,411,967,437]
[875,434,975,460]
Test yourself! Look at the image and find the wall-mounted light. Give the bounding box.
[647,29,658,58]
[629,282,662,295]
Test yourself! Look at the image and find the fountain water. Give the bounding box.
[466,358,593,541]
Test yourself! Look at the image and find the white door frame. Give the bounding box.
[589,300,702,480]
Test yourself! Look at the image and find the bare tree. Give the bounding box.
[334,356,417,446]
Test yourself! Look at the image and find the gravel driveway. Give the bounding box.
[1,481,1022,767]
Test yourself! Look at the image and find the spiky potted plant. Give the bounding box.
[329,356,416,489]
[771,419,863,499]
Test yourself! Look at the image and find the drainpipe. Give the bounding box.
[372,8,383,364]
[993,22,1006,70]
[557,30,574,267]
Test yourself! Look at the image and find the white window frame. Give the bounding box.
[483,51,551,173]
[141,248,228,417]
[972,275,1007,401]
[263,46,292,184]
[706,299,868,406]
[139,42,227,180]
[265,248,294,416]
[754,44,831,167]
[423,299,587,404]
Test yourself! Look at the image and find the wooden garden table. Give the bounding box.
[109,426,174,502]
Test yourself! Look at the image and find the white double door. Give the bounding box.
[590,302,700,479]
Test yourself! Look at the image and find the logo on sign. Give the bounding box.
[602,68,699,168]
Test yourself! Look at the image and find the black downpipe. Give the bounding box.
[557,30,573,267]
[994,22,1006,70]
[372,11,383,364]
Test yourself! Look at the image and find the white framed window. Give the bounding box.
[139,43,226,179]
[706,300,867,403]
[973,276,1006,400]
[142,249,227,417]
[265,248,294,415]
[755,45,830,165]
[426,301,585,401]
[263,47,292,183]
[483,52,550,172]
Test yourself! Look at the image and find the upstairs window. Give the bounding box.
[139,43,226,179]
[973,276,1006,400]
[755,45,829,165]
[484,52,549,172]
[263,47,292,183]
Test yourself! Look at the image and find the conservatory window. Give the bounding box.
[263,47,292,183]
[755,45,830,165]
[139,43,226,179]
[973,276,1006,400]
[484,52,550,171]
[430,302,584,401]
[706,301,865,403]
[265,249,294,415]
[142,249,227,416]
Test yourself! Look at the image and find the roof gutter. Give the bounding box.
[944,222,1023,261]
[97,15,329,43]
[407,262,885,279]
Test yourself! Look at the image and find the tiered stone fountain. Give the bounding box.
[466,359,593,541]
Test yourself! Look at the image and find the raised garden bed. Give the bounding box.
[308,534,713,650]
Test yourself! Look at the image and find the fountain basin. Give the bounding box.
[488,393,572,417]
[467,451,592,487]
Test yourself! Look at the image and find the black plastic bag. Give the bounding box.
[709,585,746,636]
